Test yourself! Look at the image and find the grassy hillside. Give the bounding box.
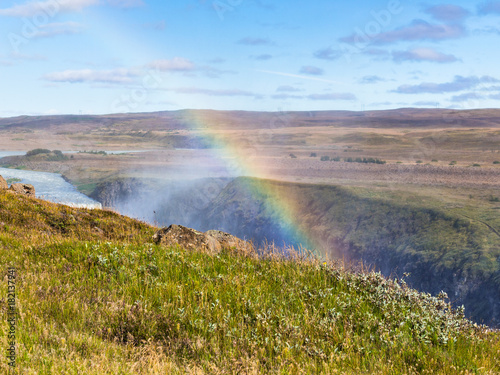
[202,177,500,326]
[1,191,500,373]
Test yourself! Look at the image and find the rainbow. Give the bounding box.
[181,110,320,255]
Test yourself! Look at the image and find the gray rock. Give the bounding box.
[205,229,254,255]
[153,224,255,256]
[9,183,36,198]
[153,224,221,255]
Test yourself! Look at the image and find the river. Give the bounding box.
[0,167,102,209]
[0,150,159,208]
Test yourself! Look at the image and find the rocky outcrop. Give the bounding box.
[90,178,144,208]
[205,229,254,256]
[9,183,36,198]
[0,175,35,197]
[0,175,7,190]
[153,224,253,256]
[153,224,222,254]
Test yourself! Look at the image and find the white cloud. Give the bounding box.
[173,87,260,98]
[340,20,466,45]
[43,68,139,83]
[424,5,470,22]
[307,93,356,101]
[237,37,273,46]
[256,69,345,85]
[0,0,140,17]
[250,54,273,60]
[0,0,99,17]
[148,58,233,78]
[149,58,196,72]
[107,0,144,8]
[394,75,499,94]
[392,48,458,63]
[0,52,46,66]
[314,47,342,60]
[276,85,303,92]
[299,65,324,76]
[359,75,386,84]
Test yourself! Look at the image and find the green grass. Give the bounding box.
[75,182,98,196]
[1,191,500,374]
[204,177,500,326]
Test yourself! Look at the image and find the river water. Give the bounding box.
[0,166,102,209]
[0,150,158,208]
[0,150,157,209]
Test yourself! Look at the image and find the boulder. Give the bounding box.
[9,183,36,198]
[205,229,254,255]
[153,224,221,254]
[153,224,255,256]
[0,175,7,190]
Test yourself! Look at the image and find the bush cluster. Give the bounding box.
[26,148,51,156]
[320,156,386,164]
[25,148,67,161]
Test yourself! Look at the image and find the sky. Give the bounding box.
[1,0,500,116]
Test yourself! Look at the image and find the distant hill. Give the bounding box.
[2,108,500,133]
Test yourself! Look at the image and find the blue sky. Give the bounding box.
[1,0,500,116]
